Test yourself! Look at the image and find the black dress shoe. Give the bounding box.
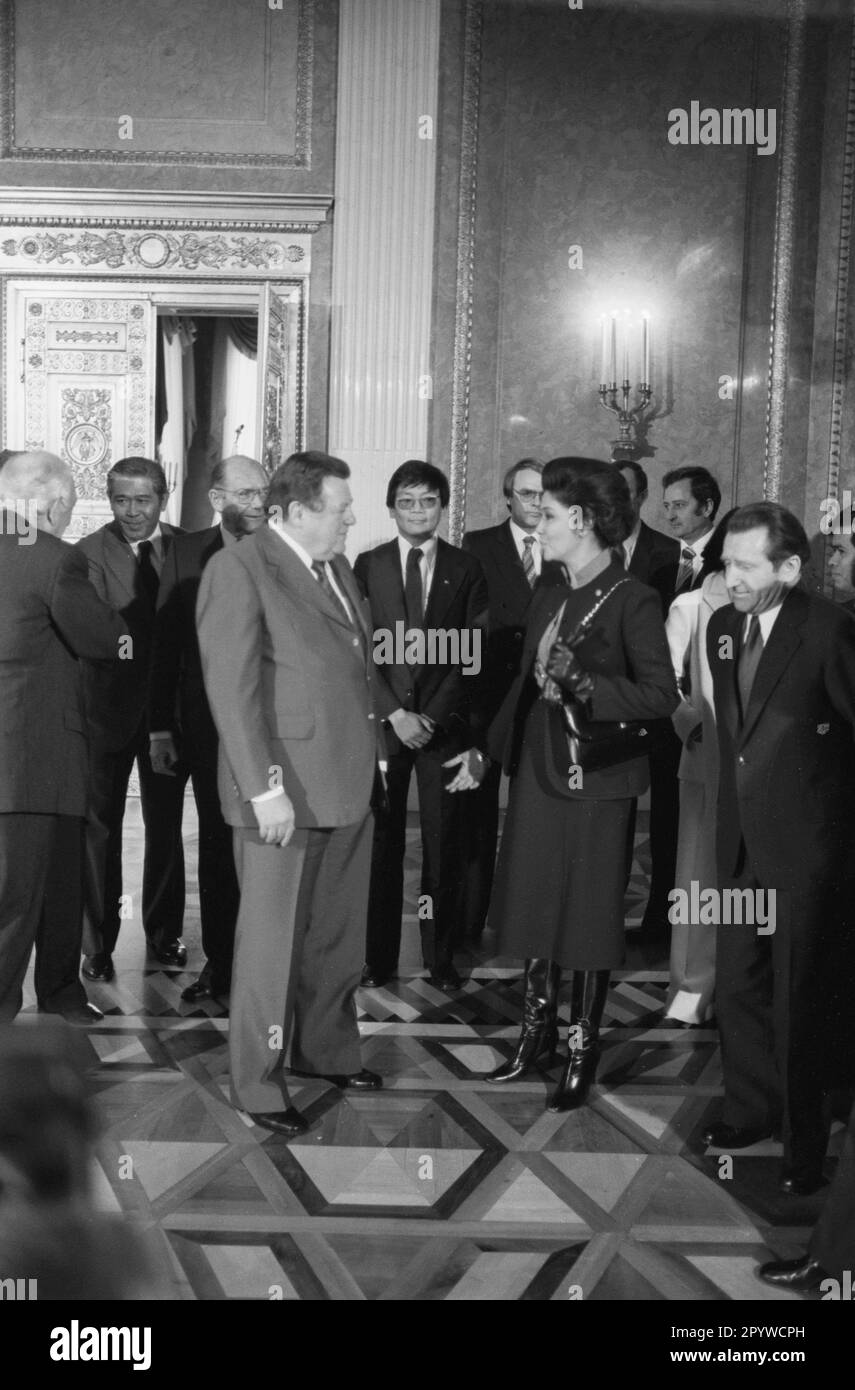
[42,1002,104,1026]
[360,967,392,988]
[81,952,114,983]
[181,971,230,1003]
[428,965,462,990]
[248,1108,309,1137]
[702,1122,772,1149]
[148,939,188,968]
[757,1256,829,1290]
[779,1171,829,1197]
[322,1070,382,1091]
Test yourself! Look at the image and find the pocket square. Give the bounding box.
[817,723,830,735]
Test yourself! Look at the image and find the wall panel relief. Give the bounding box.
[0,0,315,168]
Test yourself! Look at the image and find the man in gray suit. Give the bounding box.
[77,457,186,982]
[197,451,385,1136]
[0,451,124,1023]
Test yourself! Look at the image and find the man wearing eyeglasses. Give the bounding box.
[354,460,488,989]
[147,455,269,1003]
[78,457,185,985]
[460,460,562,941]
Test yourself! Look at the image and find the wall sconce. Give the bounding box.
[598,311,653,461]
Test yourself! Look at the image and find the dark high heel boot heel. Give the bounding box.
[548,969,610,1112]
[486,958,561,1083]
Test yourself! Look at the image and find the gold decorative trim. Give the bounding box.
[0,228,307,273]
[448,0,483,546]
[0,0,314,168]
[763,0,808,500]
[825,22,855,519]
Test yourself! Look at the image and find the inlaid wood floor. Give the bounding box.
[18,796,843,1301]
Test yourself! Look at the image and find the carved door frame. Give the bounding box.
[0,188,330,531]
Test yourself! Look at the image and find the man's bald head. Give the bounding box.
[209,454,268,536]
[0,450,76,536]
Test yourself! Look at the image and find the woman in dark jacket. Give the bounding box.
[451,458,679,1111]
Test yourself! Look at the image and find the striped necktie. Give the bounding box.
[522,535,537,588]
[675,545,695,593]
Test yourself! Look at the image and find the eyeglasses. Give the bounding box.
[219,487,266,504]
[396,497,440,512]
[512,489,542,504]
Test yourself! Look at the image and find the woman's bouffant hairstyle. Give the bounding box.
[542,457,634,548]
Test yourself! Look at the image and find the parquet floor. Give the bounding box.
[18,795,844,1301]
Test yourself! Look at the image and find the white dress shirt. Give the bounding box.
[397,533,438,607]
[622,520,642,568]
[509,519,542,576]
[128,523,163,557]
[682,527,714,582]
[744,601,784,645]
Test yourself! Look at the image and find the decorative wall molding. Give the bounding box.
[0,228,308,275]
[0,0,315,168]
[763,0,807,500]
[824,21,855,518]
[0,189,332,230]
[447,0,484,546]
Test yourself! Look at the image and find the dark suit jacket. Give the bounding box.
[707,587,855,893]
[488,560,679,800]
[0,520,125,816]
[77,519,182,751]
[197,525,385,829]
[462,519,562,724]
[627,520,682,612]
[149,524,224,750]
[353,536,488,753]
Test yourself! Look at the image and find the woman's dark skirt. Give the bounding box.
[488,707,632,970]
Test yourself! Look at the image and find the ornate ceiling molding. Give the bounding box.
[763,0,807,500]
[448,0,484,547]
[0,0,315,168]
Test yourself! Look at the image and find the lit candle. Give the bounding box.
[642,314,650,386]
[610,313,617,386]
[622,315,630,384]
[600,315,608,386]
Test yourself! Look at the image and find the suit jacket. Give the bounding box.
[666,570,730,786]
[627,520,682,611]
[353,536,488,753]
[462,519,562,724]
[488,560,679,800]
[0,520,125,816]
[77,519,182,751]
[707,586,855,893]
[149,524,224,750]
[197,525,384,829]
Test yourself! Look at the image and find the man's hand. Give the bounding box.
[252,791,296,847]
[389,709,433,749]
[443,748,488,792]
[150,733,179,776]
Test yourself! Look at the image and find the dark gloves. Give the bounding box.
[545,638,596,701]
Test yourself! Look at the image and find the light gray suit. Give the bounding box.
[197,525,383,1113]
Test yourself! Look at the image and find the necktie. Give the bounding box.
[312,560,351,626]
[737,614,763,721]
[405,547,424,628]
[522,535,537,588]
[136,539,159,609]
[613,544,628,570]
[675,545,695,593]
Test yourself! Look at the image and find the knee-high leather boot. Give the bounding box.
[547,969,610,1111]
[486,958,561,1083]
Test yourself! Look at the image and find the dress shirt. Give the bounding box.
[128,524,163,557]
[622,520,642,568]
[397,534,438,608]
[509,520,542,576]
[682,527,713,581]
[743,601,784,645]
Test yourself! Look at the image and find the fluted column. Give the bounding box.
[328,0,440,556]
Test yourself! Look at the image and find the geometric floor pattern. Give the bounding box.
[19,796,846,1300]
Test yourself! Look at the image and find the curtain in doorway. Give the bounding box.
[157,317,197,525]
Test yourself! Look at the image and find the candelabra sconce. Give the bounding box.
[598,381,653,462]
